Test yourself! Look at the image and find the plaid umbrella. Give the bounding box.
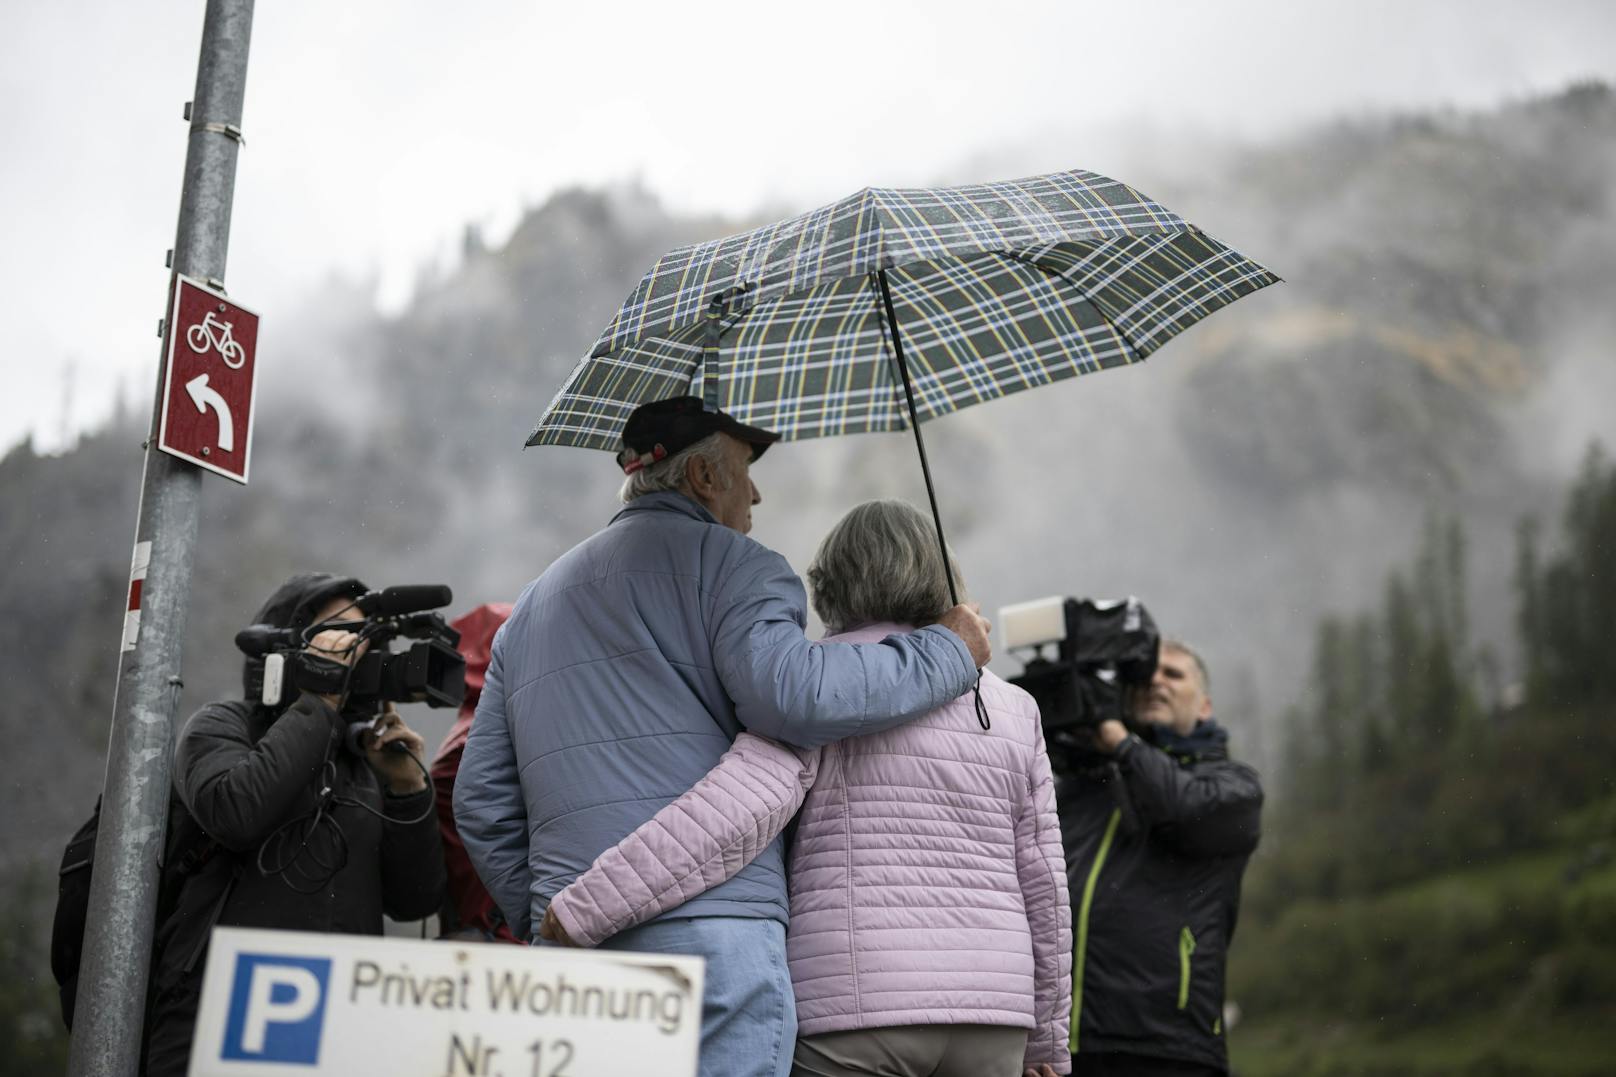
[529,168,1276,728]
[528,168,1278,452]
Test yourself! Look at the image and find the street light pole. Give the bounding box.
[67,3,256,1074]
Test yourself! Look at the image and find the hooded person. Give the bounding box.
[141,573,445,1077]
[429,602,519,943]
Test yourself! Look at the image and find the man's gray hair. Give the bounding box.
[619,432,731,503]
[1162,637,1211,694]
[808,499,965,634]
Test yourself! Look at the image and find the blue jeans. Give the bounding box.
[599,916,796,1077]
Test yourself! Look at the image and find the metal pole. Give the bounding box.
[68,3,255,1074]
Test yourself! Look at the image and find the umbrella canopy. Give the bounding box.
[528,168,1278,451]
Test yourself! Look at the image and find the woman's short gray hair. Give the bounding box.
[808,499,965,634]
[619,432,731,503]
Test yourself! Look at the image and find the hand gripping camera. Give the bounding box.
[1000,596,1160,763]
[235,584,467,711]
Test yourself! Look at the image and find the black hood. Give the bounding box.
[241,572,367,704]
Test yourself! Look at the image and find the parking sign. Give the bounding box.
[220,954,332,1064]
[188,928,704,1077]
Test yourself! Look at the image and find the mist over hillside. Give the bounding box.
[3,83,1613,875]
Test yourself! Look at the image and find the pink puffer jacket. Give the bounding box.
[549,623,1072,1071]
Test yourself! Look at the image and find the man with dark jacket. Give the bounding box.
[142,573,444,1076]
[1061,640,1263,1077]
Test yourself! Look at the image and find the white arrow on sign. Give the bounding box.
[184,373,234,453]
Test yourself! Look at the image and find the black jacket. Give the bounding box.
[1058,720,1263,1074]
[142,574,445,1076]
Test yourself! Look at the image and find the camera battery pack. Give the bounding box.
[261,653,286,706]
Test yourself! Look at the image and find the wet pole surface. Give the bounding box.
[67,3,255,1074]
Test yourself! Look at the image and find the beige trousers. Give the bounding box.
[791,1023,1030,1077]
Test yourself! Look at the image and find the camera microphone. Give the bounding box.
[235,623,300,657]
[354,585,453,619]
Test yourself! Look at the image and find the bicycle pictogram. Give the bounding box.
[186,310,246,369]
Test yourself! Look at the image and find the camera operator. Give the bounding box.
[142,573,445,1077]
[1063,640,1262,1077]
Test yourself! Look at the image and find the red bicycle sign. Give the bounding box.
[157,275,260,484]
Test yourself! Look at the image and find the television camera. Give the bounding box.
[1000,596,1160,763]
[235,584,466,713]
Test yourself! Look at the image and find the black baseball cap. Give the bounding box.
[617,396,781,475]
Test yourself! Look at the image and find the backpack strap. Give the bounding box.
[51,797,102,1029]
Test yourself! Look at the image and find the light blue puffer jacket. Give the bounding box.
[453,491,977,940]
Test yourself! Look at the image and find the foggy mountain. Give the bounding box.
[3,82,1613,877]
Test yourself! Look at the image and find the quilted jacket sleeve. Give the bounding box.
[175,695,343,852]
[547,733,820,948]
[1015,717,1073,1072]
[710,546,976,749]
[452,635,534,940]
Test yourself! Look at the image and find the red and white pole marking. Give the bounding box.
[122,541,152,652]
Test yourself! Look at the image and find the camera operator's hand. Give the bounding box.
[1023,1066,1060,1077]
[938,603,993,668]
[360,703,428,795]
[1095,719,1130,754]
[305,625,368,709]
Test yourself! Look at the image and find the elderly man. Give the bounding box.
[455,396,991,1077]
[1061,641,1264,1077]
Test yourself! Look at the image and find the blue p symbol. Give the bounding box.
[222,953,332,1064]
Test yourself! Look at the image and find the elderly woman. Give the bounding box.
[543,500,1071,1077]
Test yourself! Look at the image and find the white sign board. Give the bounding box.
[188,927,704,1077]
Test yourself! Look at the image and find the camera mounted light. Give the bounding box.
[999,596,1070,655]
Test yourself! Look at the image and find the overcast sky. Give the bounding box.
[2,0,1612,453]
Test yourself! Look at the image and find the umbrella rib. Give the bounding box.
[1005,247,1148,361]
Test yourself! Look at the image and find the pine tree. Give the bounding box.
[1310,616,1353,807]
[1381,571,1423,738]
[1523,443,1616,706]
[1514,516,1545,701]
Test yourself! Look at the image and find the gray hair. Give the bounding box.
[1162,638,1211,695]
[808,499,965,634]
[619,432,731,503]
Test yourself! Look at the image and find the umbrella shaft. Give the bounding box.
[875,269,959,608]
[876,271,988,731]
